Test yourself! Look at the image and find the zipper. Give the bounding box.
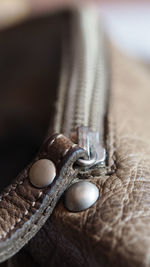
[54,8,109,171]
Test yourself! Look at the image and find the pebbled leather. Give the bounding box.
[0,133,85,262]
[28,45,150,267]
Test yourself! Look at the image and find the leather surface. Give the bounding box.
[28,45,150,267]
[0,133,85,262]
[7,249,37,267]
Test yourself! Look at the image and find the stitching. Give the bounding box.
[4,162,71,238]
[48,134,76,161]
[55,134,63,139]
[72,144,78,148]
[32,202,36,207]
[43,172,70,215]
[0,191,43,239]
[2,232,6,238]
[0,137,78,239]
[62,148,69,157]
[48,134,66,162]
[48,134,63,147]
[25,160,74,238]
[38,192,42,198]
[0,134,61,203]
[61,143,78,158]
[24,210,28,216]
[0,179,27,202]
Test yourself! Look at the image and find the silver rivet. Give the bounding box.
[64,181,99,212]
[29,159,56,188]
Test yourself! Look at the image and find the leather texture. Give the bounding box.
[1,9,150,267]
[7,249,36,267]
[0,133,85,262]
[28,45,150,267]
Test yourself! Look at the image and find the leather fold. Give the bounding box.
[0,133,85,263]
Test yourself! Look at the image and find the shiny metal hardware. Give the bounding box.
[76,126,106,168]
[76,150,97,167]
[29,159,56,188]
[77,126,90,159]
[64,181,99,212]
[89,131,106,165]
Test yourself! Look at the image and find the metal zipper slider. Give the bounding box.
[64,126,103,212]
[76,126,106,169]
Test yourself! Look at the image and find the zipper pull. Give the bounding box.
[64,127,103,212]
[76,126,106,169]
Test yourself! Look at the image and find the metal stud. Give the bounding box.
[64,181,99,212]
[29,159,56,188]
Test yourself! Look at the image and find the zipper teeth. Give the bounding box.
[54,8,108,141]
[71,10,100,130]
[89,33,108,141]
[54,39,70,133]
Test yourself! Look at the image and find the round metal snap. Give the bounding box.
[64,181,99,212]
[29,159,56,188]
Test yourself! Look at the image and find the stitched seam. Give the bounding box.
[0,179,27,201]
[21,163,75,241]
[2,190,44,238]
[0,134,64,201]
[0,139,78,239]
[48,134,76,163]
[5,151,73,238]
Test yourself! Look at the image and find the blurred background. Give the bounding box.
[99,3,150,63]
[0,1,150,62]
[0,0,149,264]
[0,1,149,191]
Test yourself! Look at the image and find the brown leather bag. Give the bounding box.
[0,7,150,267]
